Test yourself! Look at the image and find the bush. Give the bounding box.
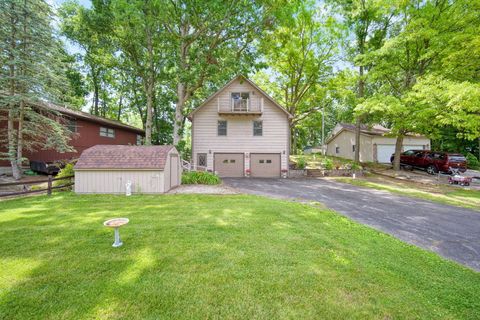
[53,163,75,190]
[466,153,479,169]
[182,171,221,185]
[351,162,362,170]
[322,158,333,170]
[296,157,306,170]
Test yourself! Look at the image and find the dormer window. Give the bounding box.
[231,92,249,111]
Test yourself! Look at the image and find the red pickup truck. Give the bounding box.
[390,150,467,175]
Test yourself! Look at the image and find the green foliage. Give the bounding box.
[53,163,75,190]
[296,157,307,170]
[351,162,362,170]
[182,171,221,185]
[466,153,480,170]
[323,158,334,170]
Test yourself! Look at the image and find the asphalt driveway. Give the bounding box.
[224,178,480,271]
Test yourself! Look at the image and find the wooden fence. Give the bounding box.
[0,175,74,198]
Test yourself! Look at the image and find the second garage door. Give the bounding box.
[214,153,244,177]
[250,153,281,178]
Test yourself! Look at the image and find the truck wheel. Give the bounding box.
[426,165,437,175]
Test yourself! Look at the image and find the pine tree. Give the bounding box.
[0,0,74,179]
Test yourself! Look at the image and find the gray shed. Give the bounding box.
[74,145,181,194]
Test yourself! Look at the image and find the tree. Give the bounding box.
[255,0,340,153]
[164,0,270,145]
[329,0,393,162]
[0,0,74,179]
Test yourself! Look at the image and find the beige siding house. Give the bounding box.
[74,145,181,194]
[189,75,292,177]
[325,123,431,163]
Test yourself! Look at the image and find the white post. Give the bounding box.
[261,97,264,112]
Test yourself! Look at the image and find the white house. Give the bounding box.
[188,75,292,177]
[325,123,431,163]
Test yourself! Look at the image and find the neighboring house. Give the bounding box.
[325,123,431,163]
[188,75,292,177]
[74,145,181,194]
[0,100,144,167]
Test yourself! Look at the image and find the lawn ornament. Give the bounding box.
[448,167,472,186]
[125,180,132,196]
[104,218,129,247]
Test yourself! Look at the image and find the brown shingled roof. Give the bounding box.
[75,145,174,170]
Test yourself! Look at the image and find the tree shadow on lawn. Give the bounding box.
[1,194,480,319]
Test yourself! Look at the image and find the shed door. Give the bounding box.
[250,153,281,178]
[214,153,244,177]
[377,145,395,163]
[170,154,179,187]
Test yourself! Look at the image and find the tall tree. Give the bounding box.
[255,0,340,153]
[329,0,393,162]
[0,0,74,179]
[165,0,270,145]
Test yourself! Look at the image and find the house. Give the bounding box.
[74,145,181,194]
[325,123,431,163]
[0,99,144,167]
[188,75,292,178]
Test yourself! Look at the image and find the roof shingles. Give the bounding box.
[75,145,174,170]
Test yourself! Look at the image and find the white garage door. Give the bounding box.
[403,145,423,152]
[377,145,396,163]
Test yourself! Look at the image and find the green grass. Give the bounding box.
[334,177,480,211]
[1,194,479,319]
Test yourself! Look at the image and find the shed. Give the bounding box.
[74,145,181,194]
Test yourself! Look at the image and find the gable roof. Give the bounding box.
[187,75,292,119]
[325,123,426,145]
[75,145,174,170]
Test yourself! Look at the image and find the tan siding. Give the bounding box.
[326,131,374,162]
[373,136,430,148]
[75,170,165,194]
[192,79,289,172]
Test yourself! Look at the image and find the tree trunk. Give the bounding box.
[393,133,404,171]
[8,109,21,180]
[290,125,297,155]
[93,83,99,116]
[144,77,153,145]
[173,82,185,146]
[354,65,365,163]
[15,99,25,179]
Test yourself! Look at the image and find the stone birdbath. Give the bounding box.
[103,218,129,247]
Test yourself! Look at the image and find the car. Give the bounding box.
[390,150,467,175]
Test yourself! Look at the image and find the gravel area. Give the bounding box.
[168,184,238,194]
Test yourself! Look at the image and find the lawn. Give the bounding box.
[1,194,479,319]
[334,175,480,211]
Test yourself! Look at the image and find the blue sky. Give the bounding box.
[55,0,91,8]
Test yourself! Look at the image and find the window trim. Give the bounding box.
[67,119,77,133]
[217,120,227,136]
[253,120,263,136]
[197,153,207,167]
[335,146,340,154]
[100,126,115,138]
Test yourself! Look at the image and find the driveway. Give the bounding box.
[224,178,480,271]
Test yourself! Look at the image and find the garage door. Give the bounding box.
[403,145,423,152]
[377,145,395,163]
[214,153,244,177]
[250,153,281,178]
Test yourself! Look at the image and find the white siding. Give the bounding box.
[75,170,165,194]
[192,79,290,173]
[326,130,374,162]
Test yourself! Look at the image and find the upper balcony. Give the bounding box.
[217,93,263,116]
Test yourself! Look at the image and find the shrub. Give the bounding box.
[296,157,306,169]
[53,163,75,190]
[466,153,479,169]
[322,158,334,170]
[182,171,221,185]
[351,162,362,170]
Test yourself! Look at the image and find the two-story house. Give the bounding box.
[188,75,292,178]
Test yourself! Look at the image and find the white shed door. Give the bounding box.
[377,145,395,163]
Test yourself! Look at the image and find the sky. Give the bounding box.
[55,0,91,8]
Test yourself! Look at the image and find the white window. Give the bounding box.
[67,119,77,133]
[336,146,340,154]
[136,134,143,145]
[100,127,115,138]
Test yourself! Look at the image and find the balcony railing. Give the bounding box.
[217,97,263,115]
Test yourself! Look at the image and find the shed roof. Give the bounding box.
[75,145,174,170]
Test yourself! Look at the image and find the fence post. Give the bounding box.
[47,175,52,196]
